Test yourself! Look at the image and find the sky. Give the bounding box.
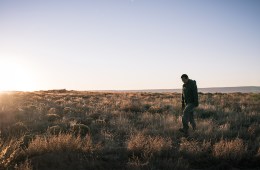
[0,0,260,91]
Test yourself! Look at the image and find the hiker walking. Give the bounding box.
[179,74,199,135]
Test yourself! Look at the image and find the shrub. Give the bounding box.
[9,122,28,135]
[26,133,92,155]
[148,105,163,113]
[213,138,247,161]
[127,132,172,155]
[48,108,57,115]
[121,99,144,113]
[47,125,64,135]
[63,107,71,114]
[179,138,211,156]
[46,114,60,122]
[70,124,90,137]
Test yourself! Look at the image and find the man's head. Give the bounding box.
[181,74,189,84]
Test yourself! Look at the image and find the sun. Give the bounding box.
[0,59,37,92]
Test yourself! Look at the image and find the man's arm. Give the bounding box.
[193,81,199,107]
[182,93,185,110]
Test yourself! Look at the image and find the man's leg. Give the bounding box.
[181,103,194,133]
[189,111,196,130]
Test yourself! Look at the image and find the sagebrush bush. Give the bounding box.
[179,138,211,156]
[213,138,247,161]
[9,122,28,136]
[70,124,90,137]
[47,125,64,135]
[26,133,92,155]
[127,132,172,155]
[46,113,60,122]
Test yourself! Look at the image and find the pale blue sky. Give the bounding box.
[0,0,259,91]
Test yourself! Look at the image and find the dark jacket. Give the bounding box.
[182,79,199,107]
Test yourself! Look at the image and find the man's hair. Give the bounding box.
[181,74,188,79]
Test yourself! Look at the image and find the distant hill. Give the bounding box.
[3,86,259,94]
[198,86,260,93]
[95,86,260,93]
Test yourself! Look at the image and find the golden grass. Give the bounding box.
[127,132,172,154]
[179,137,211,155]
[26,134,92,155]
[0,91,259,169]
[213,138,247,161]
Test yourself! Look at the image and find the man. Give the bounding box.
[179,74,199,135]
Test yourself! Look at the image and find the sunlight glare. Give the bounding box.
[0,59,37,91]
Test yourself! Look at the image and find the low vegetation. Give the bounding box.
[0,90,259,169]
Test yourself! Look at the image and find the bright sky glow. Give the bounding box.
[0,0,259,91]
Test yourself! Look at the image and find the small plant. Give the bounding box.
[179,138,211,156]
[70,124,90,137]
[213,138,247,161]
[46,113,60,122]
[48,108,57,115]
[47,125,63,135]
[127,132,172,156]
[26,133,92,155]
[9,122,29,136]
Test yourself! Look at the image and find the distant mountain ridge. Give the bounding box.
[95,86,260,93]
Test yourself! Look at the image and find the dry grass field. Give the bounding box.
[0,90,259,170]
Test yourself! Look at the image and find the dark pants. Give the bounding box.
[182,103,196,131]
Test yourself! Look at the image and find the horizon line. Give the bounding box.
[1,85,259,93]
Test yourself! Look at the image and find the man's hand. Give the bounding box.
[182,103,185,111]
